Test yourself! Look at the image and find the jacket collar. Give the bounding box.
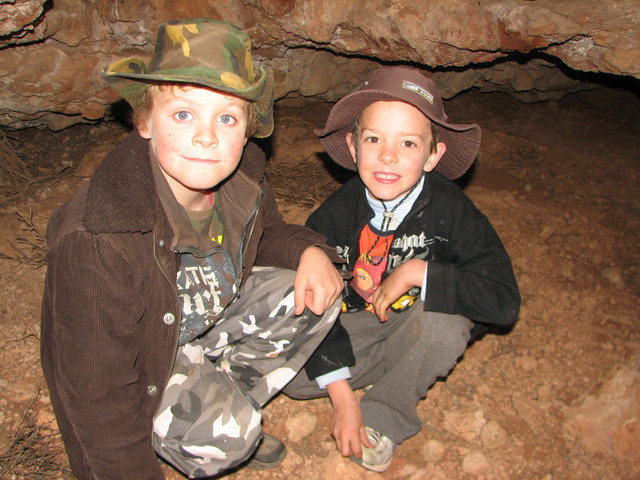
[83,131,157,234]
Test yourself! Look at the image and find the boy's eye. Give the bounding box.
[402,140,417,148]
[219,114,236,125]
[364,136,379,144]
[175,111,192,121]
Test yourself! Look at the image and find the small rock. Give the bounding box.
[442,407,486,441]
[516,355,538,371]
[601,267,625,289]
[480,420,507,448]
[423,439,446,463]
[462,451,490,475]
[285,411,317,443]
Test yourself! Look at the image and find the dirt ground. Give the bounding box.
[0,85,638,480]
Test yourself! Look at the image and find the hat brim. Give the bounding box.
[316,90,481,179]
[101,58,274,138]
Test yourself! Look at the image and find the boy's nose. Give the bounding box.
[378,146,398,165]
[193,126,218,148]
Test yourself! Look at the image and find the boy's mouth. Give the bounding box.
[184,156,220,164]
[374,172,400,182]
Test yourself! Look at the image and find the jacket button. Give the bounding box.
[147,384,158,396]
[158,239,165,247]
[163,313,175,325]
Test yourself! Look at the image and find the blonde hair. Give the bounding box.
[133,84,257,138]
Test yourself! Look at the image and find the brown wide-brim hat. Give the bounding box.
[101,18,274,138]
[315,66,481,179]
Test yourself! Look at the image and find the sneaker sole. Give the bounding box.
[350,454,393,473]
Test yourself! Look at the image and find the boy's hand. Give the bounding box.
[326,380,373,458]
[294,246,343,315]
[372,258,426,322]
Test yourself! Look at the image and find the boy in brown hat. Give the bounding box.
[285,66,520,472]
[40,18,343,479]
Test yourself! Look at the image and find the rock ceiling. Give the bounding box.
[1,0,638,130]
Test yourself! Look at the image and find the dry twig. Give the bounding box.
[265,155,348,207]
[0,128,72,205]
[0,393,72,479]
[0,210,47,268]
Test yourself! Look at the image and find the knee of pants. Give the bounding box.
[283,369,327,400]
[153,398,263,477]
[391,311,472,358]
[419,312,474,366]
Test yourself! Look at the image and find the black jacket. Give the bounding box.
[304,172,520,380]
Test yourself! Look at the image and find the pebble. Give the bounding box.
[423,438,446,463]
[601,266,624,289]
[462,451,490,475]
[442,408,486,441]
[285,411,317,443]
[480,420,507,448]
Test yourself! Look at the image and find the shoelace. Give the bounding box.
[366,429,386,451]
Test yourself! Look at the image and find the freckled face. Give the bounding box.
[346,100,444,202]
[138,86,249,208]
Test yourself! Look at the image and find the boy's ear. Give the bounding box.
[137,123,152,140]
[346,132,358,165]
[424,142,447,172]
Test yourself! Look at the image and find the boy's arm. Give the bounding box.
[301,321,367,455]
[294,245,343,315]
[372,258,426,322]
[253,170,343,314]
[426,216,520,326]
[326,379,373,457]
[422,190,520,326]
[243,142,341,270]
[42,233,165,480]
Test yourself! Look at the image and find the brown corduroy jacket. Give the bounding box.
[41,132,336,480]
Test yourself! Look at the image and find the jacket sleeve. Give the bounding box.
[301,202,357,380]
[424,192,520,327]
[239,142,341,269]
[255,178,341,268]
[303,319,355,380]
[41,231,165,480]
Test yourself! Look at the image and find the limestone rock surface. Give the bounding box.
[1,0,638,129]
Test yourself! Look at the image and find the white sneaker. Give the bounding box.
[351,426,396,472]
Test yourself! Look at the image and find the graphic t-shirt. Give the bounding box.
[177,196,236,345]
[350,224,394,304]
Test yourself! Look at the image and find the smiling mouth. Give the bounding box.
[374,172,400,181]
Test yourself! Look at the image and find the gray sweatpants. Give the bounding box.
[152,267,340,478]
[285,304,473,444]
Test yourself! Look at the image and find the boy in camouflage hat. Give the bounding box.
[41,18,342,479]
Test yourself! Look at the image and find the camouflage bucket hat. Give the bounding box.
[316,66,481,179]
[101,18,274,137]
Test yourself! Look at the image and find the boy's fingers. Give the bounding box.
[293,284,306,315]
[373,294,391,322]
[361,428,374,448]
[350,443,362,458]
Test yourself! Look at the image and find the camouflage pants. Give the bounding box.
[152,267,339,478]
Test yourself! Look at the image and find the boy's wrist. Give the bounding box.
[326,378,357,405]
[315,367,351,389]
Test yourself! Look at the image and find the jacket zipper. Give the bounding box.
[235,190,262,286]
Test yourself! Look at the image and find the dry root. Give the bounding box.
[0,393,72,479]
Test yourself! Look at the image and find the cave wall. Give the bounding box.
[1,0,638,130]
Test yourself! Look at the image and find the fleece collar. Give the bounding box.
[83,131,157,234]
